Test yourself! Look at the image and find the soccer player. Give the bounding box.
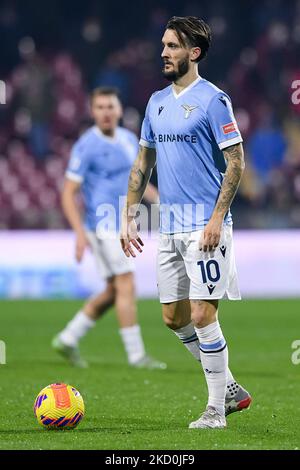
[52,87,165,370]
[121,17,252,428]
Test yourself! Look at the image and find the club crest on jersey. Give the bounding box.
[181,104,199,119]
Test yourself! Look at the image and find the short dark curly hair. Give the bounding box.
[166,16,211,62]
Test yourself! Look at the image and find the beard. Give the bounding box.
[162,56,189,82]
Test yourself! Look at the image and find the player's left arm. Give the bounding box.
[201,142,245,252]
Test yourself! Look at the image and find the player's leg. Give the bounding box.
[189,299,228,428]
[162,299,201,362]
[189,300,251,426]
[52,231,117,367]
[158,233,197,368]
[52,280,115,367]
[158,232,249,427]
[114,272,144,364]
[82,280,116,321]
[185,228,251,427]
[163,298,244,404]
[114,272,166,369]
[161,295,227,428]
[158,233,239,388]
[54,280,115,348]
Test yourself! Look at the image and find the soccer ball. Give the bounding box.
[34,382,85,429]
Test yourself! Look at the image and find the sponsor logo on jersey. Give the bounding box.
[220,245,227,258]
[181,104,199,119]
[154,133,198,143]
[219,96,228,107]
[207,284,216,295]
[222,122,237,135]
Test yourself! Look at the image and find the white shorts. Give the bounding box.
[86,232,134,280]
[157,225,241,303]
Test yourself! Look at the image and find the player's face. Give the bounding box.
[91,94,122,133]
[161,29,191,81]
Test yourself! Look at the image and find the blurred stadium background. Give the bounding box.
[0,0,300,299]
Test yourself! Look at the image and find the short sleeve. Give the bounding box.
[207,93,243,150]
[65,143,90,183]
[139,99,155,148]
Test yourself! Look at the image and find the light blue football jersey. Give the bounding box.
[140,76,243,234]
[66,125,138,231]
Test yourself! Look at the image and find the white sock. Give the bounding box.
[174,322,237,397]
[119,324,146,364]
[173,322,201,362]
[195,321,228,416]
[59,311,96,347]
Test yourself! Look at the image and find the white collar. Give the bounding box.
[172,76,202,99]
[93,125,119,143]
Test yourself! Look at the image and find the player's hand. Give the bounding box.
[75,231,90,262]
[120,216,144,258]
[200,216,223,252]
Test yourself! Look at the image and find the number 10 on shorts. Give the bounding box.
[197,260,221,284]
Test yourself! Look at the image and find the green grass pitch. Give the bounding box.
[0,299,299,450]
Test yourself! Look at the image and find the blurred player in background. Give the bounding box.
[121,17,251,428]
[52,87,166,370]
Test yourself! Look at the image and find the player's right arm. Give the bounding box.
[61,178,90,262]
[121,145,156,258]
[121,95,156,257]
